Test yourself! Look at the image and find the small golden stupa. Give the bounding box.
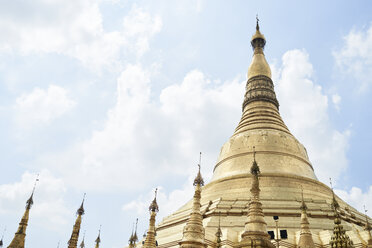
[67,196,85,248]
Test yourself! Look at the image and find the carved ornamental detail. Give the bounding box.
[242,75,279,111]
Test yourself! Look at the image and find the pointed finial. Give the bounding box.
[129,220,137,244]
[253,146,256,161]
[256,14,260,31]
[131,221,135,235]
[149,188,159,212]
[32,173,39,195]
[364,205,368,218]
[194,152,205,186]
[329,178,335,200]
[77,193,86,216]
[133,218,138,241]
[26,174,39,209]
[199,151,202,166]
[250,146,260,176]
[300,186,307,211]
[329,178,340,218]
[97,225,101,236]
[95,225,101,244]
[364,205,371,231]
[301,186,304,201]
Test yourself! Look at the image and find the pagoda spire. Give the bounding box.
[94,226,101,248]
[129,219,138,248]
[237,147,274,248]
[363,206,372,248]
[67,194,86,248]
[143,189,159,248]
[179,152,207,248]
[7,175,39,248]
[329,180,353,248]
[242,17,279,111]
[298,188,315,248]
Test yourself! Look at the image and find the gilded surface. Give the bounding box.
[237,154,274,248]
[7,193,34,248]
[329,194,353,248]
[67,200,85,248]
[179,168,207,248]
[298,194,315,248]
[143,190,159,248]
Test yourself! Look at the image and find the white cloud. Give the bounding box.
[0,1,162,70]
[37,65,243,191]
[14,85,76,127]
[0,170,69,230]
[273,49,351,184]
[332,94,341,111]
[123,5,162,58]
[335,186,372,214]
[334,23,372,92]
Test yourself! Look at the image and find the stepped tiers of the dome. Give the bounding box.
[136,24,372,248]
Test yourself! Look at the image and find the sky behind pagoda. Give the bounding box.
[0,1,372,248]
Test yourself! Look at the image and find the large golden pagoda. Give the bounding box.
[139,21,372,248]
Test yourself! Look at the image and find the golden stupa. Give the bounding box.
[136,21,372,248]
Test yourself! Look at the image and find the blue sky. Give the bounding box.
[0,1,372,248]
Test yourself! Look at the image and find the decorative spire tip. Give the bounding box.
[250,146,260,176]
[26,174,39,209]
[77,193,86,216]
[253,146,256,161]
[194,152,205,186]
[300,186,307,211]
[95,225,101,244]
[149,188,159,212]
